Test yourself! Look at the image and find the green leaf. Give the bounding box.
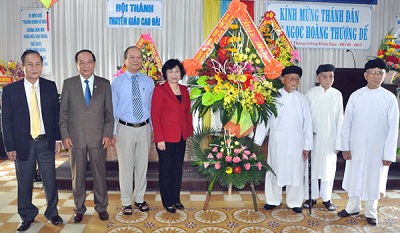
[202,92,216,106]
[214,91,224,101]
[196,75,208,86]
[199,105,211,117]
[190,88,202,100]
[187,77,199,85]
[190,97,203,114]
[233,103,243,124]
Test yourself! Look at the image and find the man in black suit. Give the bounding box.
[1,50,63,231]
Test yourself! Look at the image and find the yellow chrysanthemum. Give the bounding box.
[226,47,238,53]
[385,35,397,39]
[229,24,239,30]
[229,37,242,43]
[388,48,395,53]
[213,85,221,92]
[386,41,395,46]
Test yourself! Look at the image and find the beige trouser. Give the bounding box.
[116,123,151,207]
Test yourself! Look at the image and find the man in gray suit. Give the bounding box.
[59,49,114,223]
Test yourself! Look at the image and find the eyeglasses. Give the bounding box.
[366,70,385,75]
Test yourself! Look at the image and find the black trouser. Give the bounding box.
[156,138,186,207]
[15,140,59,221]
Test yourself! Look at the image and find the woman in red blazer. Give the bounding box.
[151,59,194,213]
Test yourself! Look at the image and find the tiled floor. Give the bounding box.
[1,157,400,232]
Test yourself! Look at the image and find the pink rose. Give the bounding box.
[215,162,221,170]
[256,162,262,170]
[216,152,223,159]
[207,153,214,159]
[243,150,251,155]
[251,153,257,159]
[233,156,241,163]
[225,156,232,162]
[233,148,241,154]
[212,147,218,152]
[244,163,251,170]
[204,162,209,169]
[242,154,249,160]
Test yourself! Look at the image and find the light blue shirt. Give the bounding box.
[111,71,154,131]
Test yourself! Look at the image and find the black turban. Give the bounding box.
[364,59,388,72]
[281,66,302,77]
[316,64,335,75]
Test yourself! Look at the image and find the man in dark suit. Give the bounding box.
[59,49,113,223]
[1,50,63,231]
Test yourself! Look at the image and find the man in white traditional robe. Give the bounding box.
[337,59,399,226]
[303,64,343,211]
[254,66,313,214]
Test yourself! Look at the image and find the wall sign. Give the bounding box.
[20,8,52,75]
[106,0,163,28]
[267,2,372,50]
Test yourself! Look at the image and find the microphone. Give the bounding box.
[346,49,356,68]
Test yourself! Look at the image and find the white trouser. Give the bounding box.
[265,175,304,208]
[345,196,378,219]
[304,178,334,201]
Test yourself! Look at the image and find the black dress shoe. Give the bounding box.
[337,209,359,217]
[50,215,63,225]
[367,217,377,226]
[291,207,303,213]
[263,203,280,210]
[303,199,317,208]
[322,200,336,211]
[74,213,84,223]
[166,206,176,213]
[17,220,33,231]
[99,211,109,221]
[174,203,185,210]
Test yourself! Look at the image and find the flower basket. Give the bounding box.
[113,33,163,84]
[187,127,275,211]
[377,29,400,78]
[258,11,300,67]
[187,16,283,138]
[0,60,25,81]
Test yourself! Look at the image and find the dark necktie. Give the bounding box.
[84,80,91,106]
[131,75,143,120]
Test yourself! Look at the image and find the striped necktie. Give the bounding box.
[30,85,40,139]
[84,80,91,106]
[131,75,143,120]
